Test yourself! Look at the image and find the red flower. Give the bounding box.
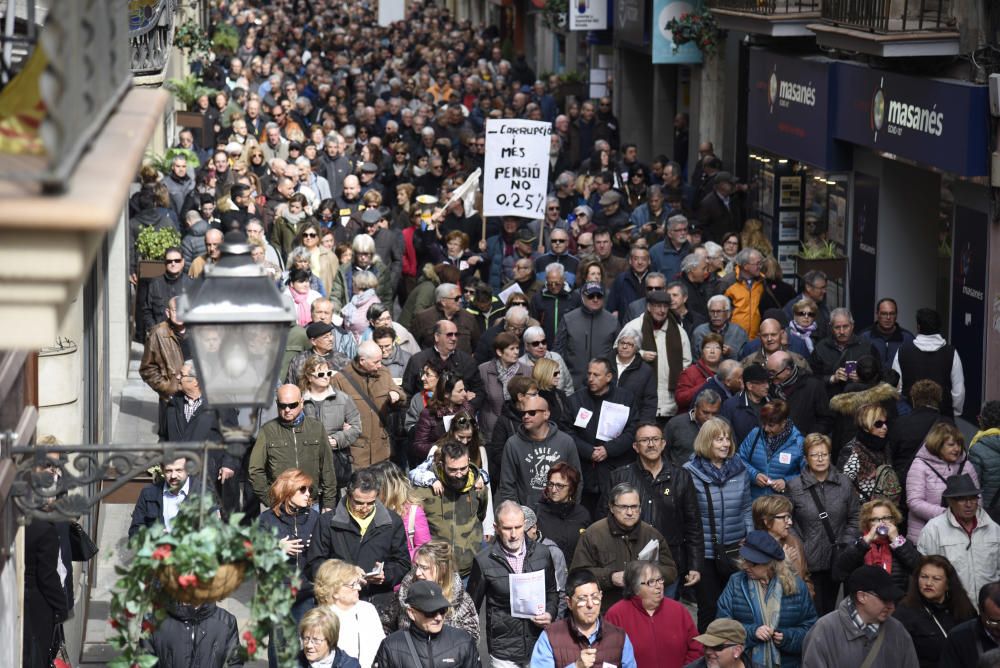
[243,631,258,656]
[243,540,254,557]
[291,585,299,597]
[152,545,172,561]
[177,573,199,588]
[109,618,120,629]
[141,620,155,633]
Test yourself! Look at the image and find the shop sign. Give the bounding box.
[614,0,647,48]
[746,50,847,170]
[570,0,608,31]
[652,0,702,64]
[834,63,989,177]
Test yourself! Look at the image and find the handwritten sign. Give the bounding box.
[483,119,551,219]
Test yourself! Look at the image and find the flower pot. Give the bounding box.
[138,259,166,280]
[793,255,847,282]
[161,562,247,604]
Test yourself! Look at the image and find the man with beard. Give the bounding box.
[414,440,489,577]
[128,456,204,538]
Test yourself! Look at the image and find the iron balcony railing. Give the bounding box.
[822,0,953,32]
[708,0,820,15]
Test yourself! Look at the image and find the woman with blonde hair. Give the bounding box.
[369,461,430,560]
[384,540,480,639]
[683,417,754,631]
[906,421,977,543]
[717,530,817,667]
[313,559,385,668]
[837,403,900,505]
[532,356,568,424]
[787,296,820,353]
[296,607,361,668]
[740,218,773,257]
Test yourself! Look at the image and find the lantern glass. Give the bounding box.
[186,322,289,409]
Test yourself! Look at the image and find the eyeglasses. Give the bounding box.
[640,577,665,587]
[871,515,894,522]
[165,258,183,265]
[795,311,816,317]
[613,503,640,512]
[523,409,546,417]
[297,486,312,494]
[277,401,300,410]
[528,339,547,347]
[443,332,458,338]
[808,452,830,460]
[546,481,569,490]
[547,206,560,211]
[872,420,887,429]
[636,436,664,446]
[300,636,328,646]
[312,370,335,378]
[302,232,318,238]
[553,371,561,377]
[983,615,1000,628]
[573,593,603,605]
[773,513,793,523]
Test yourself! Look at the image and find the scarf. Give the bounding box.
[641,314,683,390]
[693,454,746,484]
[788,320,817,353]
[971,428,1000,448]
[749,577,783,668]
[864,536,894,574]
[281,412,305,429]
[854,431,888,481]
[496,359,520,401]
[283,209,307,226]
[307,652,336,668]
[765,421,794,459]
[289,287,312,326]
[772,365,800,400]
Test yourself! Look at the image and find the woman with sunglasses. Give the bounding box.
[788,297,821,354]
[905,422,977,544]
[295,221,340,298]
[531,357,570,426]
[387,541,480,640]
[300,355,362,456]
[314,559,385,668]
[404,363,440,435]
[411,372,473,467]
[837,403,901,506]
[519,326,575,397]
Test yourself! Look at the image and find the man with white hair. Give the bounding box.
[295,155,331,202]
[530,263,579,345]
[677,251,714,319]
[691,295,749,361]
[330,341,407,469]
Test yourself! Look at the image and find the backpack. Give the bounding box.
[870,464,902,506]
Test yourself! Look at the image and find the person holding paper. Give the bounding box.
[468,501,559,667]
[570,482,678,613]
[529,569,638,668]
[562,358,638,514]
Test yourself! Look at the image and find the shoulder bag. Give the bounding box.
[805,483,846,572]
[701,480,742,576]
[858,626,887,668]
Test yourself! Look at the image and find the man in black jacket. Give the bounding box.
[402,320,485,411]
[468,501,558,666]
[767,351,833,436]
[611,422,703,600]
[938,581,1000,667]
[141,247,191,337]
[145,601,242,668]
[809,307,879,398]
[562,358,638,514]
[304,469,410,599]
[373,580,481,668]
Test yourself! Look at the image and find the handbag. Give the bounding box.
[331,446,353,486]
[68,521,98,562]
[51,625,72,668]
[805,483,846,571]
[701,480,742,576]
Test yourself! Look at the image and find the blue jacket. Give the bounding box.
[648,240,690,280]
[683,457,753,558]
[717,571,817,668]
[608,270,646,322]
[860,324,915,368]
[485,234,517,290]
[737,425,805,499]
[721,391,767,446]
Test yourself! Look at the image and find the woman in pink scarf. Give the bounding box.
[284,268,322,326]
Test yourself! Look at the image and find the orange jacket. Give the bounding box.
[724,277,764,339]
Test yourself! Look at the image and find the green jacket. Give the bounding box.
[330,258,394,311]
[414,466,489,576]
[248,416,338,509]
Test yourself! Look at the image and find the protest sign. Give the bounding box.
[483,119,550,219]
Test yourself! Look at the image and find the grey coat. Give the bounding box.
[802,598,917,668]
[554,305,619,389]
[302,390,363,450]
[788,468,860,572]
[478,360,532,442]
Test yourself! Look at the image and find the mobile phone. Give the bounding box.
[844,361,857,376]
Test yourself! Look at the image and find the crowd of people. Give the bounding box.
[27,0,993,667]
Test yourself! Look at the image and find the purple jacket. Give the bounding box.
[906,444,978,543]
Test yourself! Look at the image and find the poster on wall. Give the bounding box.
[778,211,800,241]
[828,188,847,247]
[951,205,988,420]
[777,243,797,276]
[569,0,607,31]
[652,0,703,64]
[850,173,879,330]
[759,169,774,217]
[779,176,802,208]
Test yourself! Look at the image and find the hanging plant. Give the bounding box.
[665,10,723,56]
[107,494,299,668]
[173,19,213,62]
[541,0,569,33]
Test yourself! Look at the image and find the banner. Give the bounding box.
[569,0,607,31]
[378,0,405,26]
[849,173,879,331]
[483,119,550,219]
[652,0,702,64]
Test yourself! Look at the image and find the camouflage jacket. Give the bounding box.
[414,466,489,576]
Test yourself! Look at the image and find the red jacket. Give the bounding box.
[605,596,703,668]
[674,359,716,412]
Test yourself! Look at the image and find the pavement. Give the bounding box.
[80,342,267,667]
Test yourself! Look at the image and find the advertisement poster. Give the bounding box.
[569,0,608,31]
[779,176,802,208]
[828,189,847,247]
[759,169,775,217]
[377,0,405,26]
[850,173,879,331]
[778,211,800,241]
[652,0,702,64]
[777,243,797,276]
[951,205,988,420]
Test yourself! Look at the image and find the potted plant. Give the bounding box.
[135,225,182,279]
[108,494,299,668]
[164,73,215,112]
[793,241,847,282]
[173,19,213,62]
[212,24,240,56]
[665,10,723,56]
[144,147,202,173]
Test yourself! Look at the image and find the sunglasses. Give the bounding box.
[796,311,815,317]
[443,332,458,338]
[277,401,300,410]
[523,409,546,417]
[312,370,335,378]
[297,486,312,494]
[873,420,887,429]
[585,293,603,300]
[528,339,547,346]
[302,232,318,238]
[165,258,183,264]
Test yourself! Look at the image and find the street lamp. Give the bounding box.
[177,237,295,411]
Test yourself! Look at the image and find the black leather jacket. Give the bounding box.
[372,624,480,668]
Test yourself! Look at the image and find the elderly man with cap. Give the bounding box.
[500,256,544,305]
[285,319,352,385]
[802,565,917,667]
[917,473,1000,608]
[529,569,638,668]
[685,619,749,667]
[624,288,693,424]
[594,189,629,231]
[721,363,771,445]
[373,580,481,668]
[555,283,619,388]
[361,207,404,294]
[358,161,384,198]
